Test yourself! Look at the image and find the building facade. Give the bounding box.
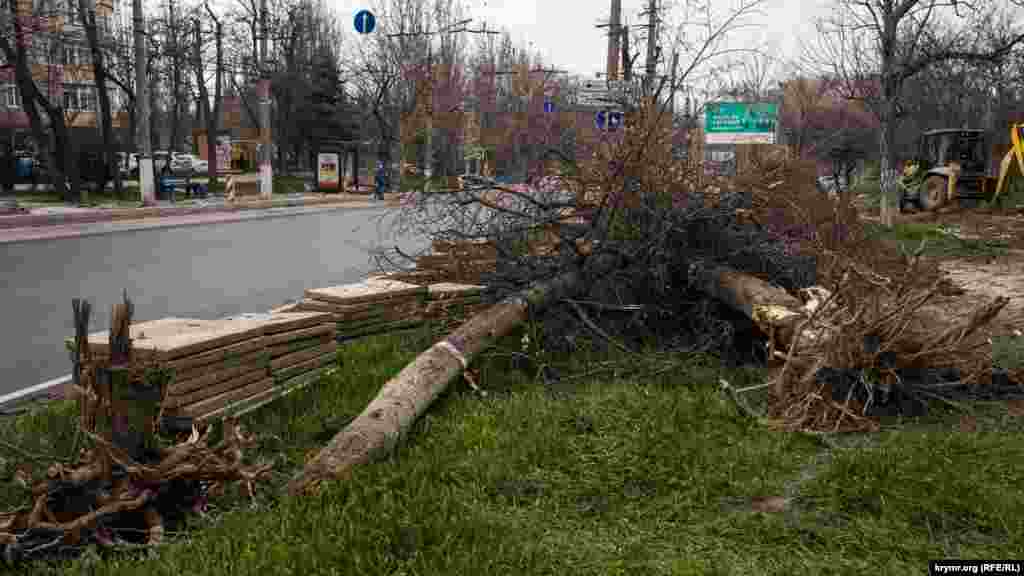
[0,0,124,150]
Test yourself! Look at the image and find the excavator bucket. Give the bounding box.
[993,123,1024,204]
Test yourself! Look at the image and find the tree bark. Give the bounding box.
[287,256,620,496]
[879,78,899,227]
[81,0,120,199]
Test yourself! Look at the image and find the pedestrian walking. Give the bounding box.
[374,161,387,201]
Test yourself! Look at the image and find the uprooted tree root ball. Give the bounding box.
[0,421,272,565]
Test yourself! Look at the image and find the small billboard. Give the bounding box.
[705,102,778,145]
[318,152,340,191]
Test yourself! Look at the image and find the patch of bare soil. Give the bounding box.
[938,251,1024,335]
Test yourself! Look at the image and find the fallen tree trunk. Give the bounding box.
[287,255,620,496]
[688,264,809,345]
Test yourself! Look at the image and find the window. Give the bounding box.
[0,85,21,109]
[63,84,95,111]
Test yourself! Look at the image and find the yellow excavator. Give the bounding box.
[898,123,1024,212]
[993,123,1024,205]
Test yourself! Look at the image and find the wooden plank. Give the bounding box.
[295,298,424,318]
[219,311,332,334]
[270,342,338,371]
[305,279,427,305]
[172,347,269,383]
[272,351,339,382]
[336,318,426,339]
[372,270,437,285]
[337,322,426,342]
[180,377,276,419]
[197,382,284,422]
[198,364,330,422]
[338,314,425,332]
[268,332,334,357]
[264,323,336,346]
[168,357,268,396]
[163,368,267,409]
[79,317,265,361]
[225,369,325,419]
[424,298,484,312]
[427,282,487,298]
[164,336,265,373]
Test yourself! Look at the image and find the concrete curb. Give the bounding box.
[0,194,386,230]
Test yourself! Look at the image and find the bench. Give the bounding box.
[159,175,208,200]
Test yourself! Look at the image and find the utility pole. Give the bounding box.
[621,23,631,82]
[598,0,621,82]
[205,2,223,187]
[133,0,154,204]
[257,0,272,198]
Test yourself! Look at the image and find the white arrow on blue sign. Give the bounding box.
[608,111,623,130]
[354,9,376,34]
[594,110,606,130]
[544,100,555,113]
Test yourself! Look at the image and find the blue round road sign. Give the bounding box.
[544,100,555,113]
[608,111,623,130]
[354,9,376,34]
[594,110,606,130]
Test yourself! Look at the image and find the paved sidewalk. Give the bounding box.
[0,192,397,230]
[0,196,402,244]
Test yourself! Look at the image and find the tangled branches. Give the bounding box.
[1,418,272,565]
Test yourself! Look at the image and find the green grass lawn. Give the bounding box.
[3,327,1023,575]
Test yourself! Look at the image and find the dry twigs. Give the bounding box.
[2,296,275,567]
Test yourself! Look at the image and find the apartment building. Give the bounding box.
[0,0,125,149]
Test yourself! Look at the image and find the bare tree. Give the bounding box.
[807,0,1024,225]
[0,0,85,202]
[192,4,224,188]
[78,0,121,198]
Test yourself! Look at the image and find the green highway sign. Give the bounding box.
[705,102,778,144]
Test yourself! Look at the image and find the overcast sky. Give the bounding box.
[336,0,830,79]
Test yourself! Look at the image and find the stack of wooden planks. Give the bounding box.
[286,278,430,341]
[77,311,337,423]
[424,282,490,332]
[227,312,338,391]
[414,239,497,285]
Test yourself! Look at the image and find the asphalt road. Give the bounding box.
[0,206,425,396]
